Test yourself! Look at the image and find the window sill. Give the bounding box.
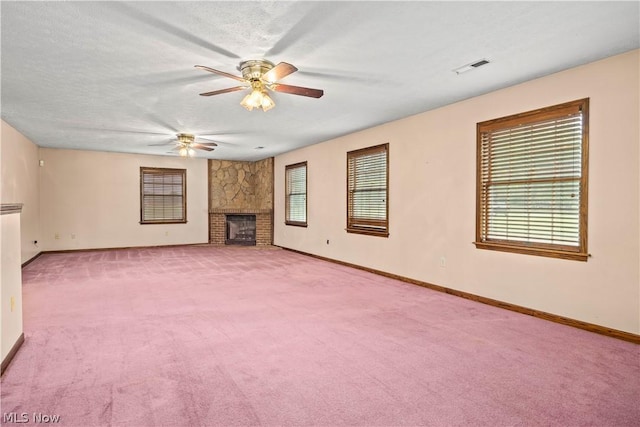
[285,221,308,228]
[140,220,188,225]
[474,241,588,261]
[346,228,389,238]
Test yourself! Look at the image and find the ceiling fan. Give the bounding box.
[195,59,324,111]
[167,133,217,157]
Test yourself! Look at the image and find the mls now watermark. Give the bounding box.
[3,412,61,423]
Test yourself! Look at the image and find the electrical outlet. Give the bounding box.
[54,233,60,240]
[10,296,15,312]
[71,233,76,240]
[440,256,446,268]
[165,231,169,237]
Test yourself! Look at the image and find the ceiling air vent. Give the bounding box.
[471,59,489,68]
[454,59,490,74]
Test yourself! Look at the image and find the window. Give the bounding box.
[140,167,187,224]
[347,143,389,237]
[475,98,589,261]
[285,161,307,226]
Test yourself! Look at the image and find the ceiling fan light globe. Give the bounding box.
[188,148,196,157]
[179,147,188,157]
[248,89,263,107]
[240,99,254,111]
[261,93,275,112]
[240,92,255,110]
[241,89,264,111]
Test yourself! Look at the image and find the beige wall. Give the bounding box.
[1,121,40,263]
[1,210,24,363]
[274,50,640,334]
[39,148,209,250]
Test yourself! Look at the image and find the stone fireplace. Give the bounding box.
[209,158,273,246]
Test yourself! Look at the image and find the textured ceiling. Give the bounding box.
[2,1,638,161]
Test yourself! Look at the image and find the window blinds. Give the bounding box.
[347,144,388,234]
[285,162,307,225]
[478,101,587,253]
[140,168,186,223]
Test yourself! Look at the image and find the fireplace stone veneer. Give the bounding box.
[210,209,272,246]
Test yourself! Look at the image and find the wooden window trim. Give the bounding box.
[285,161,308,227]
[346,143,389,237]
[474,98,589,261]
[140,167,187,225]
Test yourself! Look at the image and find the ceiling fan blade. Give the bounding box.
[195,65,246,83]
[192,144,215,151]
[263,62,298,83]
[199,86,247,97]
[194,141,218,147]
[272,83,324,98]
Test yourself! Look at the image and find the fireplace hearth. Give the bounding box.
[226,214,256,245]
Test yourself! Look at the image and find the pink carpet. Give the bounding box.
[1,245,638,426]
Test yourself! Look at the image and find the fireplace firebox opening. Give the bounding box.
[226,214,257,245]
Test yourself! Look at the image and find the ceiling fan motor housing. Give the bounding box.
[239,60,275,81]
[177,133,195,144]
